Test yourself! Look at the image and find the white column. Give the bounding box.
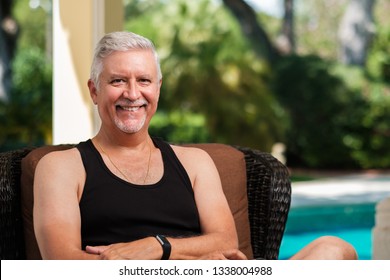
[52,0,123,144]
[372,197,390,259]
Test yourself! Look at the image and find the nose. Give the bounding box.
[123,80,141,100]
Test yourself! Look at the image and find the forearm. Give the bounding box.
[168,232,238,260]
[51,251,100,260]
[86,232,238,260]
[39,244,101,260]
[40,230,239,260]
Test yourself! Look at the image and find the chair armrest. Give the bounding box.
[236,147,291,260]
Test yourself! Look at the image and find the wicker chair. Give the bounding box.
[0,144,291,260]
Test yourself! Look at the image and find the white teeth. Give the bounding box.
[122,106,141,112]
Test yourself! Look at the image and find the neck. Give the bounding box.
[95,128,151,150]
[93,131,154,185]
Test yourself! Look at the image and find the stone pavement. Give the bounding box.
[290,173,390,208]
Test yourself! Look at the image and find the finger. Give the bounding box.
[223,249,248,260]
[199,252,227,260]
[85,245,108,255]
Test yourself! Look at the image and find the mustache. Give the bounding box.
[115,99,148,107]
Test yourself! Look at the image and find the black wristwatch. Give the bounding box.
[155,235,171,260]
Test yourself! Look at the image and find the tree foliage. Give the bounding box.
[366,23,390,83]
[124,0,285,150]
[2,0,390,168]
[0,46,52,150]
[273,55,363,167]
[0,0,52,151]
[222,0,280,65]
[0,0,19,102]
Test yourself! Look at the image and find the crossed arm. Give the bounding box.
[33,147,246,260]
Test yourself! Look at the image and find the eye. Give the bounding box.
[110,78,126,86]
[138,77,152,85]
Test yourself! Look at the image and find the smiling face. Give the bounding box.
[89,49,162,135]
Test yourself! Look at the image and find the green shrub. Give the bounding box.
[273,55,390,169]
[0,47,52,151]
[272,55,360,168]
[149,110,210,144]
[344,83,390,168]
[366,24,390,83]
[125,0,286,151]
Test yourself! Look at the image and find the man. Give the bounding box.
[33,31,357,260]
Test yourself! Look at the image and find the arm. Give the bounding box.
[88,147,242,260]
[33,149,99,259]
[66,145,243,260]
[168,146,240,259]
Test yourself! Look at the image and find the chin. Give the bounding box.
[115,120,146,134]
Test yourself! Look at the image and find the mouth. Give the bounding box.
[116,104,146,112]
[115,100,148,112]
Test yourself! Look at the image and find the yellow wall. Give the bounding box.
[53,0,123,144]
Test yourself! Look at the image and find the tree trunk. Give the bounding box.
[0,0,18,102]
[283,0,295,53]
[222,0,280,66]
[338,0,376,66]
[276,0,295,54]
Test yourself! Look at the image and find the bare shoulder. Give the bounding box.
[170,145,217,181]
[34,147,86,201]
[37,147,81,170]
[35,147,84,183]
[170,145,212,164]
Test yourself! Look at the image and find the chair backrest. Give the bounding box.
[0,148,33,259]
[0,143,291,260]
[237,146,291,259]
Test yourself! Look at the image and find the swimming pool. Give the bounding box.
[278,203,375,260]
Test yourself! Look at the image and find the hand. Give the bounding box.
[85,237,162,260]
[199,249,248,260]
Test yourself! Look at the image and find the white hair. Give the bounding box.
[90,31,162,89]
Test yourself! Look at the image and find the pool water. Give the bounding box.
[278,203,375,260]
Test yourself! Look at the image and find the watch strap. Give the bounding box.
[155,235,171,260]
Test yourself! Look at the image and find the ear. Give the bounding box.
[88,79,98,105]
[156,78,162,100]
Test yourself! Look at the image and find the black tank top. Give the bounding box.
[77,137,201,249]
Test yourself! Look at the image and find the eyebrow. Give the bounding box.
[107,73,126,79]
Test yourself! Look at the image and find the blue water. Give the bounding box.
[278,203,375,260]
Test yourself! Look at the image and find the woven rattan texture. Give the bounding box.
[0,148,33,259]
[236,147,291,260]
